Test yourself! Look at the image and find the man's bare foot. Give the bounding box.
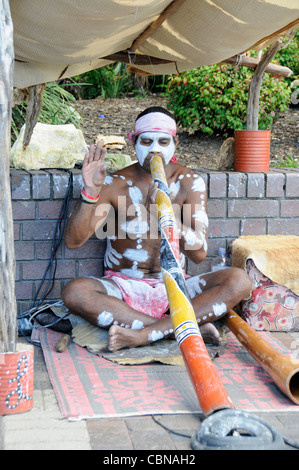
[108,321,221,352]
[199,322,221,346]
[108,324,148,352]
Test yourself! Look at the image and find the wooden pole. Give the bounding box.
[0,0,17,353]
[246,38,283,131]
[223,55,293,78]
[129,0,188,52]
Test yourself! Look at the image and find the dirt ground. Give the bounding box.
[75,95,299,170]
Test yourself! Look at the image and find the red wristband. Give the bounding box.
[82,187,100,200]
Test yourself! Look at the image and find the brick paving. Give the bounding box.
[1,335,299,451]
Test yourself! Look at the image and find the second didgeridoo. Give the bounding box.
[150,155,234,415]
[225,310,299,405]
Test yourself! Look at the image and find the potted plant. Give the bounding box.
[234,35,294,172]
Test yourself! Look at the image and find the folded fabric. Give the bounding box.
[103,270,169,318]
[232,235,299,296]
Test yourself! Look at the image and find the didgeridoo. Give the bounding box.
[150,155,234,415]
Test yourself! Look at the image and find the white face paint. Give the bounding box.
[135,132,175,166]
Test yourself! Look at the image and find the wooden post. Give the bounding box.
[223,55,292,78]
[129,0,188,52]
[246,38,283,131]
[0,0,17,353]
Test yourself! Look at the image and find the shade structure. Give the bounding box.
[10,0,299,88]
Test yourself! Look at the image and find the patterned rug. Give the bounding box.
[38,327,299,420]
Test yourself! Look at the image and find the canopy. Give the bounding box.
[11,0,299,88]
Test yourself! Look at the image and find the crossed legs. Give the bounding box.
[62,268,252,352]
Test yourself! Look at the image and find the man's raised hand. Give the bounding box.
[82,141,107,197]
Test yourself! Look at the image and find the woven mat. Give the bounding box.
[37,327,299,420]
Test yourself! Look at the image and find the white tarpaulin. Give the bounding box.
[11,0,299,88]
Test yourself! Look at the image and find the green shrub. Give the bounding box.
[165,64,291,135]
[275,29,299,82]
[73,62,135,99]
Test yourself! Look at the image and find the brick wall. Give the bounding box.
[11,168,299,312]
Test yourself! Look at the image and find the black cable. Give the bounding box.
[33,312,71,330]
[152,415,192,439]
[283,436,299,449]
[152,413,299,450]
[32,171,73,307]
[17,171,73,337]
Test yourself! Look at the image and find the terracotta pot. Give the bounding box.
[0,343,34,415]
[234,129,271,172]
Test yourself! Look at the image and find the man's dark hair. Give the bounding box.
[135,106,175,122]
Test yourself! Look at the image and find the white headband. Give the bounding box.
[127,112,177,143]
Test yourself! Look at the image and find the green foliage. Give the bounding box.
[73,62,135,99]
[273,153,299,168]
[11,82,82,143]
[275,29,299,82]
[165,64,291,136]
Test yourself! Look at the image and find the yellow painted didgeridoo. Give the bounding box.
[150,155,234,415]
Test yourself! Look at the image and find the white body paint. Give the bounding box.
[135,132,175,166]
[121,220,149,237]
[192,177,205,192]
[104,238,123,268]
[97,310,114,327]
[129,185,143,205]
[103,175,113,185]
[148,330,164,342]
[212,302,227,317]
[131,319,144,330]
[193,210,209,227]
[120,268,145,278]
[186,275,206,299]
[169,180,180,198]
[183,228,199,246]
[123,248,149,263]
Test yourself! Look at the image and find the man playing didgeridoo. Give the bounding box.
[62,106,251,351]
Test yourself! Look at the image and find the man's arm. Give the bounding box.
[64,142,111,249]
[178,175,208,264]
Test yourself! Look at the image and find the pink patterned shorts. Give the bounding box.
[103,270,169,319]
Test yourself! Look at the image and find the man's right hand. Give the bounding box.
[82,141,107,197]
